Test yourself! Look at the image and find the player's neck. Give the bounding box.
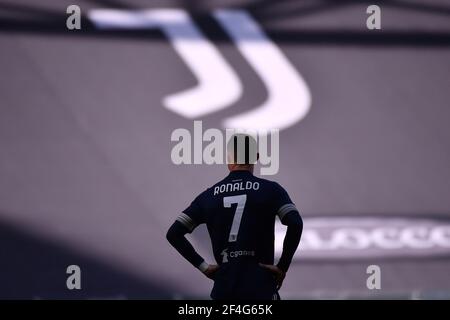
[228,165,254,175]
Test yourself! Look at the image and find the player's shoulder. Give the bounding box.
[252,175,284,191]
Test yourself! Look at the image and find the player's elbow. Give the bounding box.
[166,221,188,245]
[166,223,178,245]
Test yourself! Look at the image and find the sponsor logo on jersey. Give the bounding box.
[221,248,256,263]
[221,248,229,263]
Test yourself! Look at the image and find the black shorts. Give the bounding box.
[211,261,280,300]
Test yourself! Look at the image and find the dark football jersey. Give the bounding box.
[178,170,297,299]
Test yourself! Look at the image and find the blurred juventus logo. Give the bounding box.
[88,9,311,132]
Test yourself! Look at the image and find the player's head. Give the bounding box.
[226,133,259,172]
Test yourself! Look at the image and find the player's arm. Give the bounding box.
[261,207,303,289]
[276,207,303,273]
[261,184,303,289]
[166,213,218,279]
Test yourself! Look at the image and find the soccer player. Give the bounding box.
[166,134,303,300]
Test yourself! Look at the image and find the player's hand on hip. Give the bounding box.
[203,264,219,280]
[259,263,286,290]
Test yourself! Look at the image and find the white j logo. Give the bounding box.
[88,9,311,132]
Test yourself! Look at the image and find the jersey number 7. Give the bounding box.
[223,194,247,242]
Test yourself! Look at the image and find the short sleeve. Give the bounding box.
[178,195,205,233]
[272,183,299,222]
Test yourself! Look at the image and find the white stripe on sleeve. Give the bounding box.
[277,203,298,220]
[176,213,198,232]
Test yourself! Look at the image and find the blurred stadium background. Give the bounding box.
[1,0,450,299]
